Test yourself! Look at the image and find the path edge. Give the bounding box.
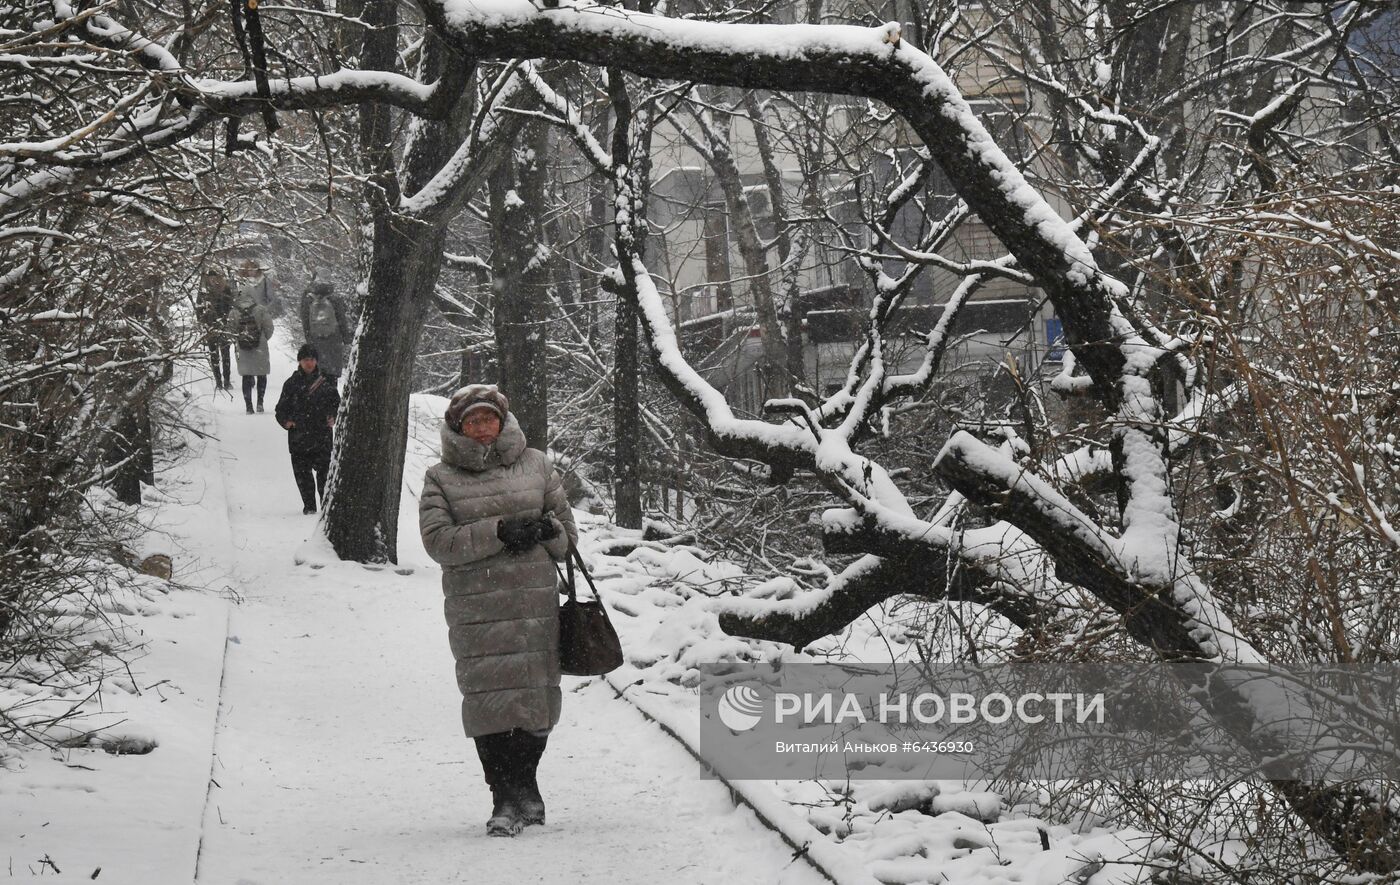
[600,673,883,885]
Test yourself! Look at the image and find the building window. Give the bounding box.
[695,286,717,318]
[1044,317,1065,361]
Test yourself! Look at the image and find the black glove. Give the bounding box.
[535,516,560,542]
[497,516,541,554]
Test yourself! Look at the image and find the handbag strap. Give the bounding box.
[570,544,603,599]
[553,549,575,602]
[553,540,604,604]
[564,543,577,602]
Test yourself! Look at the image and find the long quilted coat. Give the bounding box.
[418,414,577,738]
[226,288,274,377]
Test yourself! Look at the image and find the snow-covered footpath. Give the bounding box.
[1,338,825,885]
[3,337,1160,885]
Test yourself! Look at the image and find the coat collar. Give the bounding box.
[439,412,527,472]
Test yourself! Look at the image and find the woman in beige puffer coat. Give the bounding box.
[418,384,577,837]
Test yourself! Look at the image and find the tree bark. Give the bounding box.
[488,122,552,448]
[609,71,644,529]
[613,257,642,529]
[322,12,519,562]
[324,217,444,563]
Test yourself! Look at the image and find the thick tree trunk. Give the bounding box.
[107,411,145,505]
[324,218,443,563]
[609,71,644,530]
[613,265,642,529]
[321,9,510,562]
[488,123,551,447]
[585,167,609,349]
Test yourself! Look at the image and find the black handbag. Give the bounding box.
[556,544,624,676]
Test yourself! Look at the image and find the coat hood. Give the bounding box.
[439,412,527,472]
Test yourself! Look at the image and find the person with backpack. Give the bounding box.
[226,279,275,413]
[274,344,341,514]
[298,275,353,381]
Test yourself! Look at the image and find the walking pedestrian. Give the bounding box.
[227,270,275,414]
[274,344,340,514]
[235,257,278,315]
[298,273,353,381]
[198,268,233,390]
[418,384,577,837]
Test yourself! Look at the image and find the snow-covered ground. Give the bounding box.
[2,333,1160,885]
[0,337,826,884]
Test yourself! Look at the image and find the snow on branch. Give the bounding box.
[630,252,919,522]
[399,71,531,218]
[520,63,612,172]
[934,430,1262,663]
[629,254,808,454]
[713,547,1051,647]
[23,1,463,180]
[442,252,492,275]
[183,69,442,116]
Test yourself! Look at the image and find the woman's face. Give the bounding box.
[460,410,502,447]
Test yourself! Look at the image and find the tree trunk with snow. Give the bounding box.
[488,122,552,448]
[610,73,645,531]
[324,218,445,563]
[322,12,520,562]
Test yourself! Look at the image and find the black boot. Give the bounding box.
[511,730,549,826]
[475,733,522,837]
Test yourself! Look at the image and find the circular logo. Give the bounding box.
[717,684,766,732]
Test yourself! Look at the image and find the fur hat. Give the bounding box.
[297,343,320,361]
[445,384,509,429]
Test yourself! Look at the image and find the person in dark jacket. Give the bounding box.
[274,343,341,514]
[197,269,233,390]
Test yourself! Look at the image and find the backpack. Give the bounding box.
[236,309,262,350]
[309,296,339,338]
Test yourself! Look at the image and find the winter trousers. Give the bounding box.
[290,447,331,512]
[474,728,549,805]
[241,375,267,408]
[207,338,231,389]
